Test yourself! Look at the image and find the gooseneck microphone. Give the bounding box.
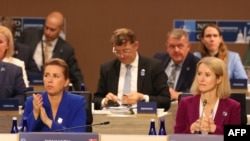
[54,121,110,132]
[194,99,207,134]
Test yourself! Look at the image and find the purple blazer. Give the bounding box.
[174,95,241,134]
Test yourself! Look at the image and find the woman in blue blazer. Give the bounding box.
[22,58,86,132]
[193,23,247,79]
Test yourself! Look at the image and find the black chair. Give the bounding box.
[178,93,247,125]
[25,91,93,132]
[71,91,93,132]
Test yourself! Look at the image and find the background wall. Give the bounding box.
[1,0,249,93]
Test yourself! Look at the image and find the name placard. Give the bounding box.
[169,134,223,141]
[137,102,157,114]
[230,79,248,89]
[19,132,99,141]
[0,99,18,111]
[28,74,43,85]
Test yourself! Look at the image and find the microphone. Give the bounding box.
[54,121,110,132]
[195,99,207,134]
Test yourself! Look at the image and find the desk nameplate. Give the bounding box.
[20,132,99,141]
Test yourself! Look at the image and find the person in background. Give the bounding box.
[17,11,84,91]
[193,23,247,80]
[22,58,86,132]
[0,25,27,105]
[93,28,171,111]
[154,29,200,100]
[0,16,39,77]
[174,57,241,134]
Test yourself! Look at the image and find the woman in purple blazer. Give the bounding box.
[174,57,241,135]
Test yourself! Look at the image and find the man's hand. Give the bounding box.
[104,92,119,106]
[122,92,143,105]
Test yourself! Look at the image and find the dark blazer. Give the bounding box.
[17,28,84,90]
[22,91,87,132]
[174,95,241,134]
[93,55,171,111]
[153,52,200,92]
[0,61,27,105]
[13,41,39,75]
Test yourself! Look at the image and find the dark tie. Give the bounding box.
[123,64,132,94]
[168,64,178,88]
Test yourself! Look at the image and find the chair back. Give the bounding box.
[70,91,93,132]
[230,93,247,125]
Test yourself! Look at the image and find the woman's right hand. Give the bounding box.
[32,94,43,119]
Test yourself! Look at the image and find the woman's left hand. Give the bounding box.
[40,107,52,128]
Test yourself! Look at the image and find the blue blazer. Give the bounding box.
[22,91,87,132]
[0,61,27,105]
[153,52,200,92]
[194,51,247,79]
[174,95,241,134]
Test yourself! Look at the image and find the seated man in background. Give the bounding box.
[93,28,171,111]
[154,29,200,100]
[0,25,27,105]
[17,11,84,91]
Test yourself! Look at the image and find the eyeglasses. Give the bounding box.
[112,47,132,56]
[167,44,185,50]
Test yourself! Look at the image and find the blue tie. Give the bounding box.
[123,64,132,94]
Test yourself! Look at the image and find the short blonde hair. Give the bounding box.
[190,56,231,99]
[0,25,14,57]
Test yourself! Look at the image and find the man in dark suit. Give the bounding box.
[154,29,200,100]
[17,11,84,90]
[93,28,171,111]
[0,61,27,105]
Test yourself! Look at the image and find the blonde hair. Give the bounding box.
[0,25,14,57]
[190,56,231,99]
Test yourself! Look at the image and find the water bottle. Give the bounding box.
[148,119,157,135]
[81,83,85,91]
[21,117,28,132]
[68,83,73,91]
[10,117,18,133]
[158,118,167,135]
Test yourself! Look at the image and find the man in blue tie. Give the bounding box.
[93,28,171,111]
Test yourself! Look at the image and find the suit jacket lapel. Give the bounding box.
[112,60,121,93]
[137,56,146,91]
[175,54,192,91]
[191,95,200,121]
[0,62,7,88]
[52,38,63,58]
[214,99,226,124]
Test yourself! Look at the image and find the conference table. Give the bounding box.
[92,102,178,135]
[0,106,177,134]
[1,101,250,134]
